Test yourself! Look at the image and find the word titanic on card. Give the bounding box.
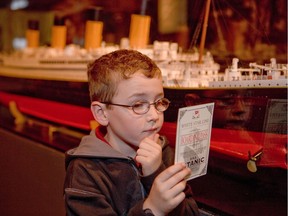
[174,103,214,180]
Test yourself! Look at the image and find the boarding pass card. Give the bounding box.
[174,103,214,180]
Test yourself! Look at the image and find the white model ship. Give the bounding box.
[0,44,119,81]
[0,40,221,85]
[0,42,286,88]
[209,58,288,88]
[151,41,220,88]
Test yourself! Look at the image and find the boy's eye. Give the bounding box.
[100,98,170,115]
[133,101,147,108]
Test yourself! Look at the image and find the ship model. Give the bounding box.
[0,1,286,215]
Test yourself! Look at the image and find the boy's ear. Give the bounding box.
[91,101,108,126]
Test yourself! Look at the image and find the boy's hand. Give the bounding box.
[135,134,162,176]
[143,163,191,216]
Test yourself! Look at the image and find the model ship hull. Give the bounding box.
[0,75,286,123]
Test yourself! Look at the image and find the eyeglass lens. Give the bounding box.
[132,98,170,114]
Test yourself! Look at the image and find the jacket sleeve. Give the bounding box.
[64,187,117,216]
[64,159,119,216]
[64,158,154,216]
[64,189,152,216]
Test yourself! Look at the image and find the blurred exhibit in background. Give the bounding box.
[0,0,286,63]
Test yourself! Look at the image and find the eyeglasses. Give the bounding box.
[101,98,170,115]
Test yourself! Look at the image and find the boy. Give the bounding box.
[64,49,199,216]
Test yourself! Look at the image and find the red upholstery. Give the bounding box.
[160,121,287,169]
[0,91,94,130]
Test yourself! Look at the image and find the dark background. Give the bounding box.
[0,0,287,64]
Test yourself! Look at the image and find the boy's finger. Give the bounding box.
[157,163,187,182]
[153,133,160,142]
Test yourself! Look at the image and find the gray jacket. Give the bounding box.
[64,127,199,216]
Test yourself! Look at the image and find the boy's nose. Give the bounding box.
[232,99,247,114]
[147,104,160,120]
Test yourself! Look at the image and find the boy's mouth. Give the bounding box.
[143,127,158,135]
[146,126,158,131]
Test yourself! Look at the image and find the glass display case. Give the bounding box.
[0,77,286,215]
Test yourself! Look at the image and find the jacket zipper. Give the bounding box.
[128,157,146,198]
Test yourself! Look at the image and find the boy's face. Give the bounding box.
[203,90,252,130]
[105,72,165,148]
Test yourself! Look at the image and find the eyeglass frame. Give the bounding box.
[100,98,171,115]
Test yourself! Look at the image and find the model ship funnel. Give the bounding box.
[51,17,67,49]
[84,7,103,50]
[129,0,151,49]
[129,14,151,49]
[26,20,39,48]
